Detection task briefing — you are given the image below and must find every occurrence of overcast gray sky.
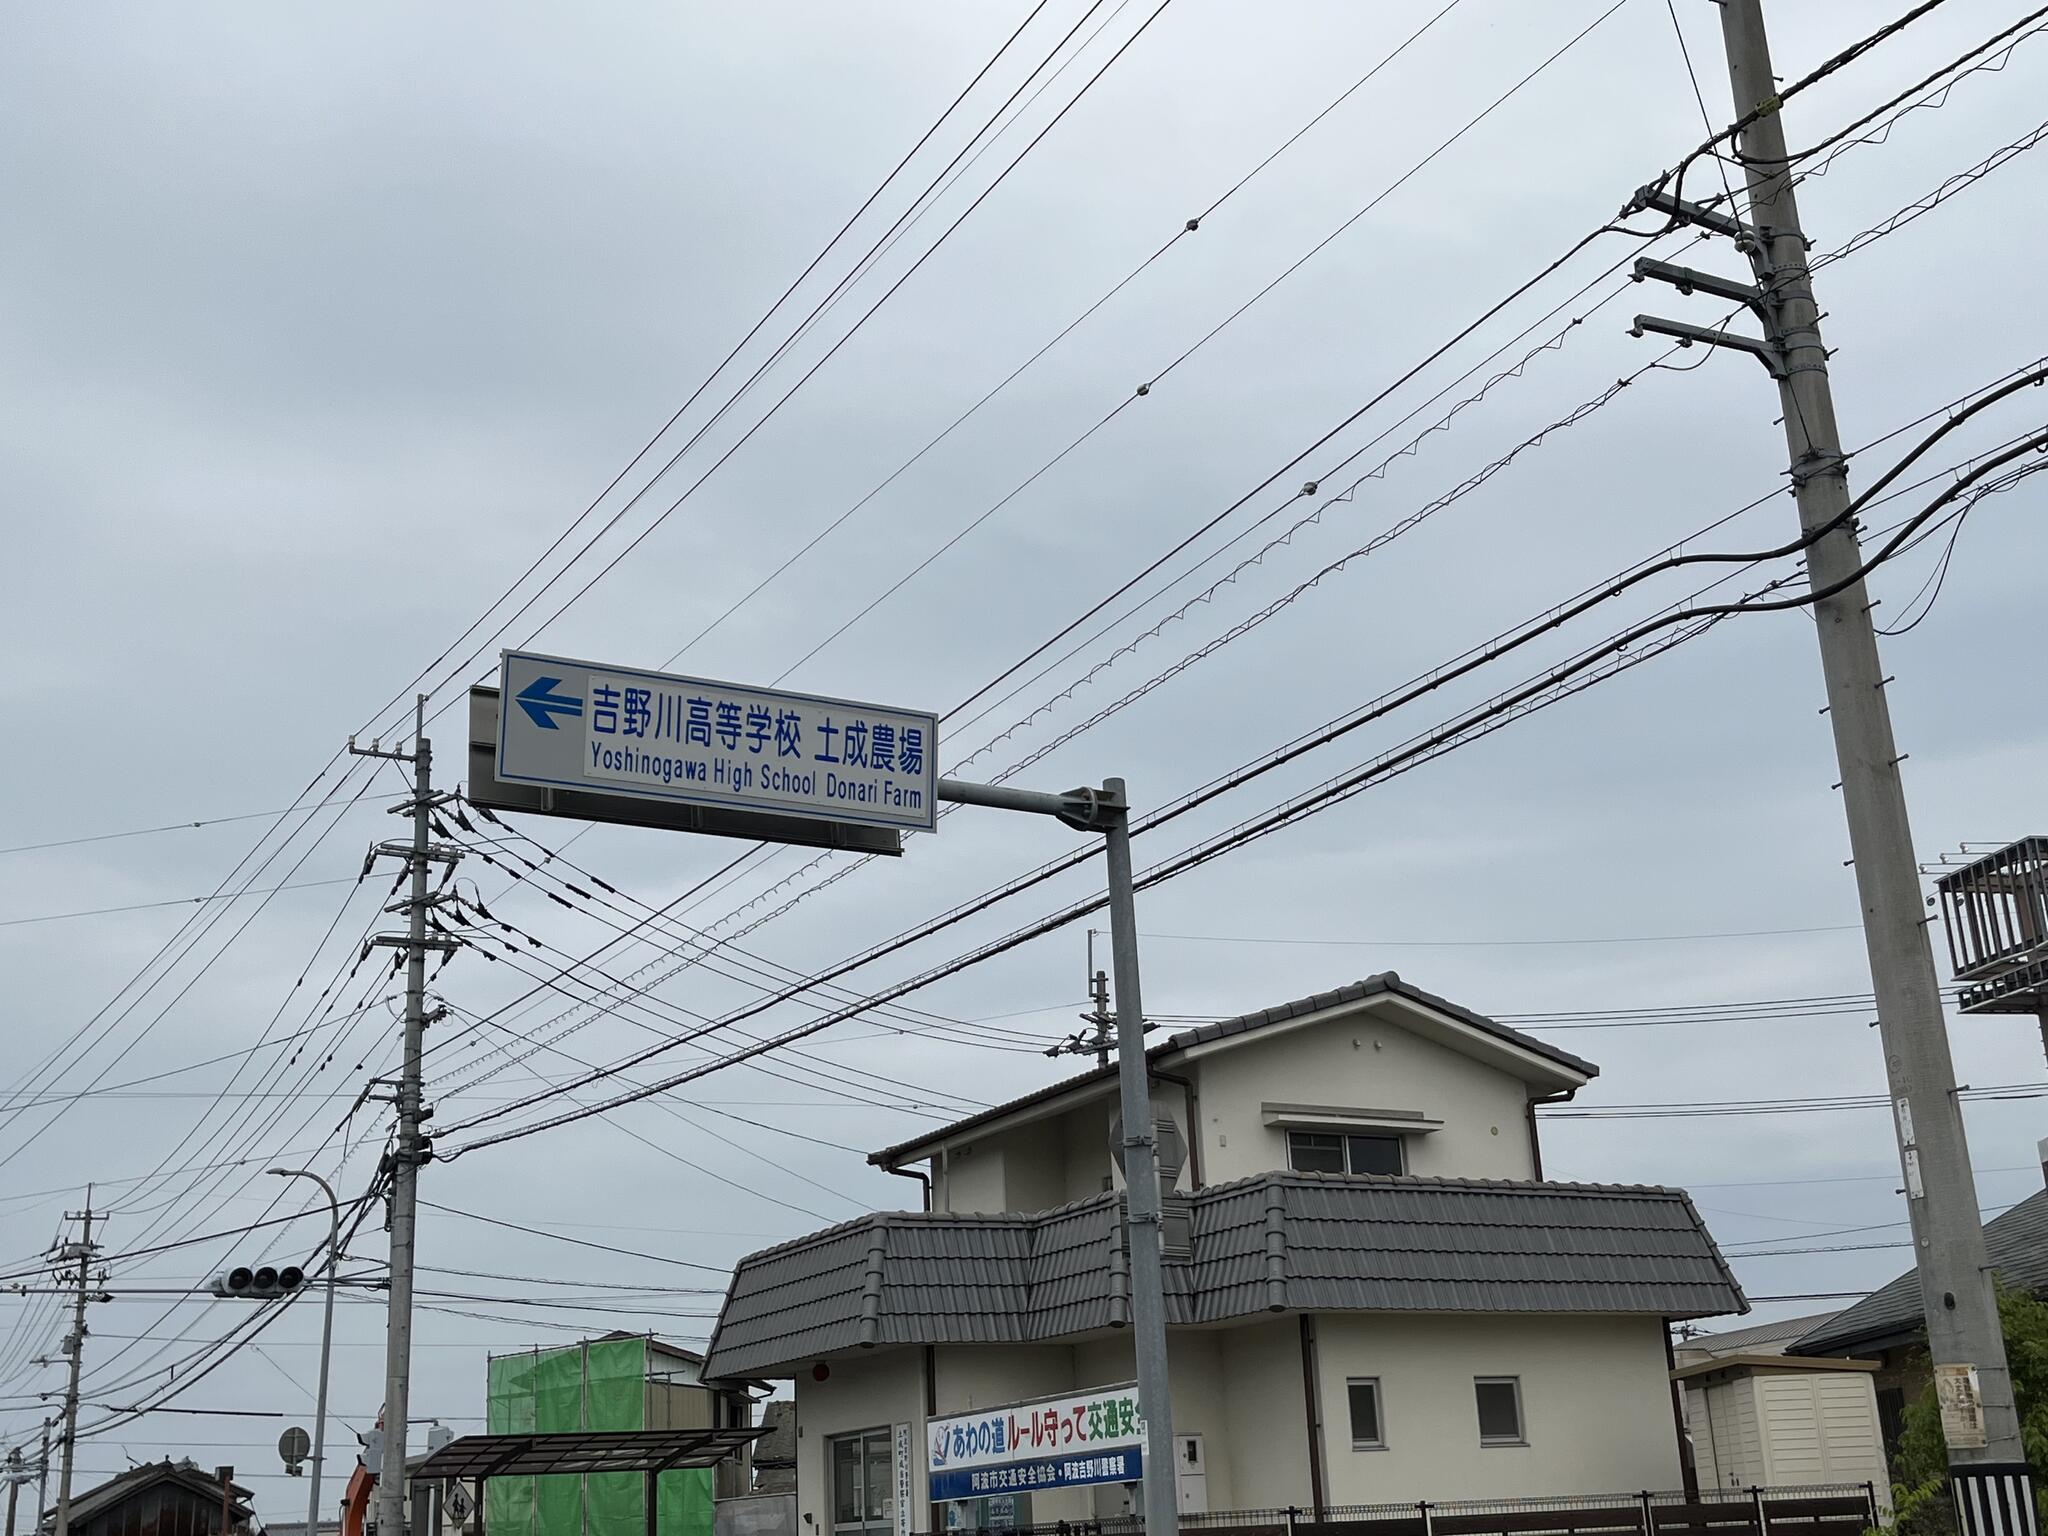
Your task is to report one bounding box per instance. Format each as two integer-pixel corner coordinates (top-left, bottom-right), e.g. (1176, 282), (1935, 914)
(5, 0), (2047, 1515)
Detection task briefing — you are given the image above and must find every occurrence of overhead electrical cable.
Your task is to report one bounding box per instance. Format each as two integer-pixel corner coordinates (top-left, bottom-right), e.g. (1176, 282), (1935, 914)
(443, 365), (2048, 1131)
(437, 408), (2048, 1153)
(378, 0), (1177, 759)
(766, 0), (1636, 682)
(332, 0), (1067, 746)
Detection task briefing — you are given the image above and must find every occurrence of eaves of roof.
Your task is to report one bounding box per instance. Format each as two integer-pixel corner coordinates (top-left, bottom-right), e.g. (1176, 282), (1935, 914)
(869, 972), (1597, 1169)
(1788, 1187), (2048, 1358)
(1669, 1353), (1879, 1381)
(703, 1170), (1742, 1380)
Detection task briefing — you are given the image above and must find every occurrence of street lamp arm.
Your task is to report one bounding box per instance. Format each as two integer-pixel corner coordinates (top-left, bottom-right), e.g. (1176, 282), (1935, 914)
(271, 1170), (340, 1536)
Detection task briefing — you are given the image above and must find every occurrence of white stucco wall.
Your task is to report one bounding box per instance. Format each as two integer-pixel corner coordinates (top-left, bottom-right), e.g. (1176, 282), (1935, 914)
(790, 1313), (1680, 1528)
(932, 1092), (1169, 1215)
(1062, 1095), (1123, 1202)
(935, 1141), (1006, 1214)
(1192, 1011), (1540, 1186)
(1314, 1313), (1681, 1502)
(1071, 1330), (1236, 1515)
(1219, 1318), (1315, 1508)
(793, 1349), (928, 1535)
(922, 996), (1568, 1215)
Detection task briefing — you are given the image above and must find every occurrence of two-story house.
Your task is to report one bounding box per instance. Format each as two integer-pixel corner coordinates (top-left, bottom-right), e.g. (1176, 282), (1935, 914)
(702, 973), (1744, 1533)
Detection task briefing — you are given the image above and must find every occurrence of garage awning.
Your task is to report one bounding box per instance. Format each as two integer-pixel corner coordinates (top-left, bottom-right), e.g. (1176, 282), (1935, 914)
(414, 1428), (766, 1482)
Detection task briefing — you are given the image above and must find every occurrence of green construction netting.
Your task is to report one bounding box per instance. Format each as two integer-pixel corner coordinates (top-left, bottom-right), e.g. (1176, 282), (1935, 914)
(534, 1346), (587, 1536)
(657, 1468), (715, 1536)
(485, 1348), (538, 1536)
(583, 1338), (645, 1536)
(479, 1340), (716, 1536)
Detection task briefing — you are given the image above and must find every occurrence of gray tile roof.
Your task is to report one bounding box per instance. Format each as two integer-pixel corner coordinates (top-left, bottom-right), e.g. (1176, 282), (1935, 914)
(1789, 1187), (2048, 1357)
(869, 973), (1598, 1169)
(703, 1172), (1743, 1379)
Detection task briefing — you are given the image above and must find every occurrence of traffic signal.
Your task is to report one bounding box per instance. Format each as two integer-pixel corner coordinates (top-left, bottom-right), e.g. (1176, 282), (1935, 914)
(208, 1263), (306, 1299)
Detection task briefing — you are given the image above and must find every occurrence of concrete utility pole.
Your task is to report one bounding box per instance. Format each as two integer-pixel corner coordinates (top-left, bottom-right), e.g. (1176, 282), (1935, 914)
(1632, 3), (2027, 1525)
(52, 1195), (99, 1536)
(6, 1446), (25, 1536)
(352, 698), (459, 1536)
(34, 1423), (49, 1531)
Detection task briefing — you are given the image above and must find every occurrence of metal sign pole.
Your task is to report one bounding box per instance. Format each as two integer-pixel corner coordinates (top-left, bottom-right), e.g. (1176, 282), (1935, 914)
(934, 776), (1177, 1535)
(1099, 781), (1176, 1536)
(472, 653), (1175, 1529)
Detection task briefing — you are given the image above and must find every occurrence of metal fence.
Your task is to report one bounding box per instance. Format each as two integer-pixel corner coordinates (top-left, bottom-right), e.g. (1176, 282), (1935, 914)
(917, 1482), (1883, 1536)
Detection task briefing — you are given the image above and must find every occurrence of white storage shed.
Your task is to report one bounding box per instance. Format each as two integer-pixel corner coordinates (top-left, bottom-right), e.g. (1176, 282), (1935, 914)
(1675, 1354), (1890, 1512)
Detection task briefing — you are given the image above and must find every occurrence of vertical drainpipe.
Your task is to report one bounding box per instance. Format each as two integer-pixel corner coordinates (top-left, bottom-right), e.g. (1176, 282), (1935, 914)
(1664, 1325), (1700, 1500)
(1526, 1089), (1578, 1179)
(1298, 1317), (1327, 1521)
(886, 1164), (932, 1212)
(924, 1346), (939, 1535)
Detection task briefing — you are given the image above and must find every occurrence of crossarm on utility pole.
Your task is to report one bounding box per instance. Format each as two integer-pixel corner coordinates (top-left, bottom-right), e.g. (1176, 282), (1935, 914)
(1627, 315), (1786, 376)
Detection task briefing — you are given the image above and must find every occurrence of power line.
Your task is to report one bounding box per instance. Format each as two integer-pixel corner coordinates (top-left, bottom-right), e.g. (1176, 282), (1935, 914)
(1131, 922), (1863, 948)
(586, 62), (2042, 1001)
(387, 0), (1177, 756)
(1634, 0), (1960, 221)
(466, 387), (2048, 1136)
(1543, 1083), (2048, 1120)
(440, 408), (2048, 1155)
(32, 3), (1982, 1163)
(0, 766), (388, 1169)
(0, 878), (360, 929)
(441, 581), (1779, 1151)
(766, 0), (1636, 683)
(414, 1201), (730, 1274)
(1771, 5), (2048, 171)
(0, 798), (378, 859)
(333, 0), (1072, 749)
(659, 0), (1474, 670)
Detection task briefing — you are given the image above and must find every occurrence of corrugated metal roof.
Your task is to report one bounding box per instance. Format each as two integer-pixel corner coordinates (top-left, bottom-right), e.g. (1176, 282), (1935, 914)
(1788, 1187), (2048, 1357)
(869, 973), (1599, 1169)
(702, 1172), (1743, 1378)
(1675, 1311), (1840, 1360)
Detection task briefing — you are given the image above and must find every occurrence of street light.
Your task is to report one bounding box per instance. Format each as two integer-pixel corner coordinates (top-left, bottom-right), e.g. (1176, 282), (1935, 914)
(270, 1169), (340, 1536)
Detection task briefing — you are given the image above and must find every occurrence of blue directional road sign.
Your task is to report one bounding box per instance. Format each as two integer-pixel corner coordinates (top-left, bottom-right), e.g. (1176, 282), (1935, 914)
(493, 651), (939, 835)
(512, 675), (583, 730)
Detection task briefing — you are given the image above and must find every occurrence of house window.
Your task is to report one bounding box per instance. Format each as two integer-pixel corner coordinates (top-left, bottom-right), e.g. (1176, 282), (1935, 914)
(1287, 1131), (1404, 1176)
(1474, 1377), (1525, 1446)
(1346, 1378), (1385, 1449)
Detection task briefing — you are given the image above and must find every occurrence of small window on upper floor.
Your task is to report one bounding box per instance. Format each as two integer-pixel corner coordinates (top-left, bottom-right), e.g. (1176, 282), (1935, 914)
(1287, 1130), (1404, 1176)
(1474, 1377), (1525, 1446)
